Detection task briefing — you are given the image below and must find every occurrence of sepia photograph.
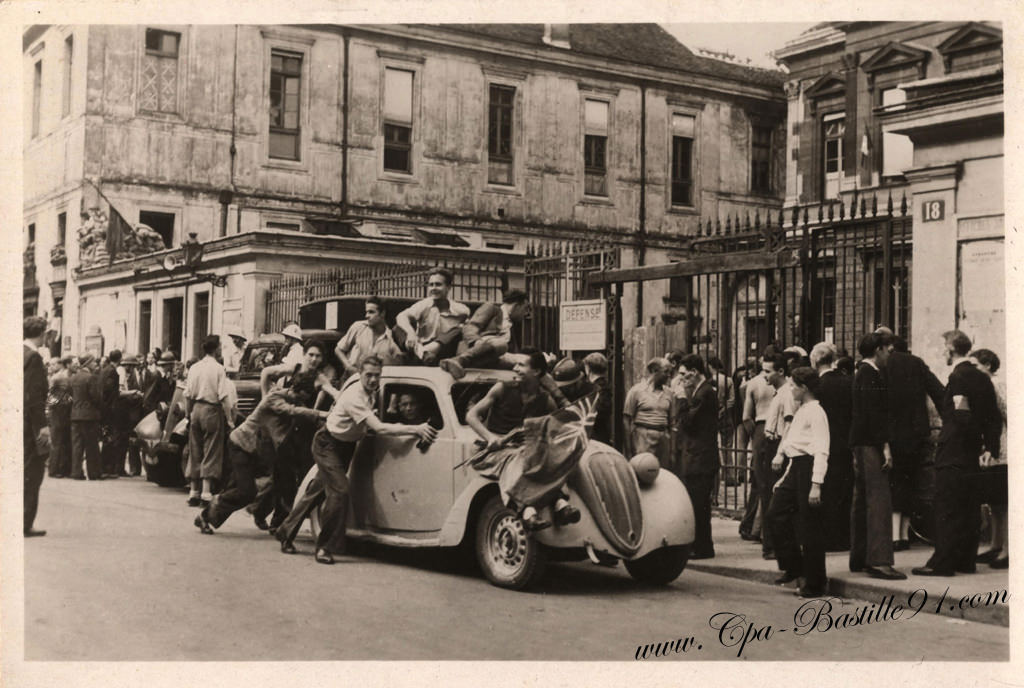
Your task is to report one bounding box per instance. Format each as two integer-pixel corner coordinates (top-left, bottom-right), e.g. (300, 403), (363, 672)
(5, 1), (1018, 682)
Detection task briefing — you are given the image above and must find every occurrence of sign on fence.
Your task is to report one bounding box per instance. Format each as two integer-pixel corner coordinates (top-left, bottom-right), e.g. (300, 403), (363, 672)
(559, 299), (606, 351)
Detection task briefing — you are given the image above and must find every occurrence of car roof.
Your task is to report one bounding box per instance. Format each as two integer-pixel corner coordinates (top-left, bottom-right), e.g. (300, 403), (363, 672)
(248, 329), (341, 346)
(380, 366), (517, 388)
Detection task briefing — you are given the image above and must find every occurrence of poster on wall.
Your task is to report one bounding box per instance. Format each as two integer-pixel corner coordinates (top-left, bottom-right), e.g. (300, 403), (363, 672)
(958, 238), (1005, 357)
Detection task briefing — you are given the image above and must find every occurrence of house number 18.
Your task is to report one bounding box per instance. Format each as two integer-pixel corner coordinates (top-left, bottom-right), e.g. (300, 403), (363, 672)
(922, 200), (945, 222)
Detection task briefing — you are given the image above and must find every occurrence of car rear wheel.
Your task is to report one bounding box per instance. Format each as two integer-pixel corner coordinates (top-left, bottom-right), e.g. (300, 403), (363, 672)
(475, 495), (546, 590)
(624, 545), (690, 585)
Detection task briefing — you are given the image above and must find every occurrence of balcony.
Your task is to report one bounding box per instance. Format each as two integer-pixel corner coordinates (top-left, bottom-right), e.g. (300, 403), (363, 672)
(50, 243), (67, 265)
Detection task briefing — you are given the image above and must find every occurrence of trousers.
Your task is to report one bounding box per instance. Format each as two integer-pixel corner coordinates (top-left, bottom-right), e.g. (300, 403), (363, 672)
(24, 434), (47, 532)
(682, 470), (717, 557)
(632, 426), (671, 471)
(101, 424), (130, 475)
(187, 402), (225, 480)
(754, 435), (781, 554)
(925, 466), (981, 574)
(850, 445), (894, 569)
(71, 420), (101, 479)
(204, 442), (259, 528)
(48, 405), (72, 477)
(311, 428), (358, 555)
(739, 421), (764, 537)
(768, 455), (826, 592)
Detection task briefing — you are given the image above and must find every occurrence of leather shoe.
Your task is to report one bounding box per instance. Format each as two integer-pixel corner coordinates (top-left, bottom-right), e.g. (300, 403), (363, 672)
(955, 566), (976, 574)
(739, 532), (761, 542)
(976, 549), (1003, 564)
(24, 528), (47, 537)
(280, 540), (297, 555)
(315, 548), (334, 565)
(194, 513), (214, 535)
(990, 557), (1009, 570)
(775, 572), (800, 585)
(187, 496), (201, 507)
(521, 512), (551, 531)
(553, 504), (581, 527)
(795, 587), (827, 599)
(72, 475), (86, 481)
(911, 566), (953, 577)
(762, 551), (776, 560)
(253, 516), (270, 531)
(892, 539), (910, 552)
(864, 565), (907, 580)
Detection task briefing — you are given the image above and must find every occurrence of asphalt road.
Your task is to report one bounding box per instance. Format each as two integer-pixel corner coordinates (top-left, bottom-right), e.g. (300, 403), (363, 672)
(24, 477), (1008, 661)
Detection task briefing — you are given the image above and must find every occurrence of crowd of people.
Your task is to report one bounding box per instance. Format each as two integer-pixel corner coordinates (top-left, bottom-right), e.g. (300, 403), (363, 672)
(22, 269), (1007, 597)
(621, 327), (1006, 597)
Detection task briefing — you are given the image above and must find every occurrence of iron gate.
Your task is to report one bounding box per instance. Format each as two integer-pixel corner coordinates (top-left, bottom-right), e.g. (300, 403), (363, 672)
(522, 240), (620, 354)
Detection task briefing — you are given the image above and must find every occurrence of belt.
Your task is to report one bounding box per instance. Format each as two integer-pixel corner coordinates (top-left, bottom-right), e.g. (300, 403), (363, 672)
(194, 399), (220, 406)
(635, 422), (667, 431)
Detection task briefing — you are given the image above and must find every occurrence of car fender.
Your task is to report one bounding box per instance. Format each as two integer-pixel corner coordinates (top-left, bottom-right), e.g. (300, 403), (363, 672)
(438, 474), (496, 547)
(628, 468), (695, 559)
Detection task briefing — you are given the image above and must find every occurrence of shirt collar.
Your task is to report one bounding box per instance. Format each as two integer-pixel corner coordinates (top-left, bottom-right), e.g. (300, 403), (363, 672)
(24, 339), (38, 352)
(864, 358), (879, 371)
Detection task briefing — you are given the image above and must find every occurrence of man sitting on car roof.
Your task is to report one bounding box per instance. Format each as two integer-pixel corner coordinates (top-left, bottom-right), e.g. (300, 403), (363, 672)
(335, 296), (404, 378)
(394, 267), (470, 365)
(438, 289), (528, 380)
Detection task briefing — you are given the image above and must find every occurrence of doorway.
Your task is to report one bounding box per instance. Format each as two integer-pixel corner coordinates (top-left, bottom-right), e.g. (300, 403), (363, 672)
(163, 296), (184, 358)
(192, 291), (210, 360)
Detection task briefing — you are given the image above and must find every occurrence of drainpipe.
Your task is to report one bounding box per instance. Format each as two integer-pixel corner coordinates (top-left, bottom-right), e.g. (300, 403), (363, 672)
(636, 82), (647, 328)
(223, 24), (239, 237)
(341, 29), (350, 218)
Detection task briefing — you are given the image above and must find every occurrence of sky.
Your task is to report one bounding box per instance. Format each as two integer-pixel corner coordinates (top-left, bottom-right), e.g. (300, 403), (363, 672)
(663, 23), (818, 69)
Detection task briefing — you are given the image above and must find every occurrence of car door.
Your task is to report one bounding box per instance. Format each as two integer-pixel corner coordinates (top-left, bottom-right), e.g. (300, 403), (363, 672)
(366, 382), (454, 532)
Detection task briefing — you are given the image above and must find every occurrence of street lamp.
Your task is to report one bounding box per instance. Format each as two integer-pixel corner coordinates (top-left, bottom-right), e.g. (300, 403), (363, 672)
(157, 232), (228, 287)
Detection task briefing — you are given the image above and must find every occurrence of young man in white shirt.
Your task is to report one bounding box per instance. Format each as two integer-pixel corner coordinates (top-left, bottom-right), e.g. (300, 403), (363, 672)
(395, 268), (471, 364)
(768, 366), (830, 598)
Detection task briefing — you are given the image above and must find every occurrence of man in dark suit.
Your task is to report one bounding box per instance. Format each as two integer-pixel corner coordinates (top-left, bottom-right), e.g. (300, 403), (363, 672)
(675, 354), (720, 560)
(913, 330), (1002, 577)
(99, 350), (128, 477)
(875, 328), (945, 550)
(849, 331), (905, 580)
(24, 316), (50, 537)
(70, 353), (103, 480)
(811, 342), (853, 551)
(583, 352), (613, 446)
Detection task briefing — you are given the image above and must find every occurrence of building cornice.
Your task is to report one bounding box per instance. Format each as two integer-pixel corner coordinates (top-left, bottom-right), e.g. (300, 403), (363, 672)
(334, 24), (785, 103)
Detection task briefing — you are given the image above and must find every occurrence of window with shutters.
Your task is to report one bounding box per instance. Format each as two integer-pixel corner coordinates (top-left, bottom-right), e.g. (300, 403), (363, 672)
(269, 51), (302, 161)
(383, 68), (414, 174)
(488, 84), (515, 185)
(140, 29), (180, 114)
(62, 35), (73, 118)
(583, 99), (609, 197)
(32, 60), (42, 138)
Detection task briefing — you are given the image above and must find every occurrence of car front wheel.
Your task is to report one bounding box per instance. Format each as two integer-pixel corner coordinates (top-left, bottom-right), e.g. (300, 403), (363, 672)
(475, 495), (546, 590)
(624, 545), (690, 585)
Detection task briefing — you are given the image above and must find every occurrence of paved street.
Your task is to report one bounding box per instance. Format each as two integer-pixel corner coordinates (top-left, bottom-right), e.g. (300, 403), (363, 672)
(25, 477), (1008, 661)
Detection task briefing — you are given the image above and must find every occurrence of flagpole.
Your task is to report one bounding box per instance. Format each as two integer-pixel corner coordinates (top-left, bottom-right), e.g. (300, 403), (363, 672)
(84, 177), (132, 222)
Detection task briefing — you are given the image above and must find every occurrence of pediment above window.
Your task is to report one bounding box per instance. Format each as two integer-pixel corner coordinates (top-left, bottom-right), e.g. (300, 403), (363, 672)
(861, 41), (929, 88)
(937, 22), (1002, 72)
(804, 73), (845, 113)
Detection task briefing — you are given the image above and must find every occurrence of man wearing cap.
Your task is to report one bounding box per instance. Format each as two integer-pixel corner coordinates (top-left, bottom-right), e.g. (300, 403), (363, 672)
(184, 335), (235, 505)
(280, 322), (304, 369)
(225, 332), (247, 373)
(439, 289), (529, 379)
(70, 352), (103, 480)
(623, 358), (674, 470)
(395, 268), (470, 364)
(142, 351), (178, 418)
(335, 296), (403, 378)
(24, 316), (50, 536)
(551, 358), (594, 403)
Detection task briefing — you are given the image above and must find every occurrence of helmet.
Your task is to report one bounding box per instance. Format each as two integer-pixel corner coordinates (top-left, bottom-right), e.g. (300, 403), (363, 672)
(281, 323), (302, 341)
(552, 358), (583, 386)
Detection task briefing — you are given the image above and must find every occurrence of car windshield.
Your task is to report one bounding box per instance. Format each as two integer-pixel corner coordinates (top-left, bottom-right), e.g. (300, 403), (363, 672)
(451, 382), (496, 425)
(239, 343), (283, 375)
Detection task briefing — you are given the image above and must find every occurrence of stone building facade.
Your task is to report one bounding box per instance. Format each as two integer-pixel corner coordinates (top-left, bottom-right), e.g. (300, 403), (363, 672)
(23, 23), (785, 358)
(774, 21), (1004, 373)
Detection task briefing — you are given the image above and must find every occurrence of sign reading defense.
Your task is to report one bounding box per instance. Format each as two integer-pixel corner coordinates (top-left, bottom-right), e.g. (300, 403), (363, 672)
(560, 299), (607, 351)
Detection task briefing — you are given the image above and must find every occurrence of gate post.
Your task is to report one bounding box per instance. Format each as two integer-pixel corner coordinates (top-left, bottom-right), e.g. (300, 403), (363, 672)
(610, 281), (625, 452)
(881, 213), (893, 328)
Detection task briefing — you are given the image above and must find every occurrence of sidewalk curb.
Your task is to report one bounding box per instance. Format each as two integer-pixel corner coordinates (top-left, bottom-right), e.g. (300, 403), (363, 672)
(689, 562), (1009, 628)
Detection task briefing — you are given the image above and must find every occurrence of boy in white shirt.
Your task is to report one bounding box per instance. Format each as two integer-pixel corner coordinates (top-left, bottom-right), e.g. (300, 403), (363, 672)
(768, 366), (830, 598)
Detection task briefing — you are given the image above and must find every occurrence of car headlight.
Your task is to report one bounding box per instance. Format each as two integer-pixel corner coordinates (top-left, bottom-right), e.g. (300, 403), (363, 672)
(629, 452), (660, 486)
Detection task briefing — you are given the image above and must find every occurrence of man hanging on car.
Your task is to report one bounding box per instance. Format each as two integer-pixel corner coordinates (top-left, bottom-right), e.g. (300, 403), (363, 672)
(394, 268), (470, 365)
(274, 356), (438, 564)
(466, 350), (584, 531)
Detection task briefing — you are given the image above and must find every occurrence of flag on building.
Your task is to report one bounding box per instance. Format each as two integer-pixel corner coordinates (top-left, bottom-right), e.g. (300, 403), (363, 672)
(861, 132), (871, 159)
(106, 201), (132, 264)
